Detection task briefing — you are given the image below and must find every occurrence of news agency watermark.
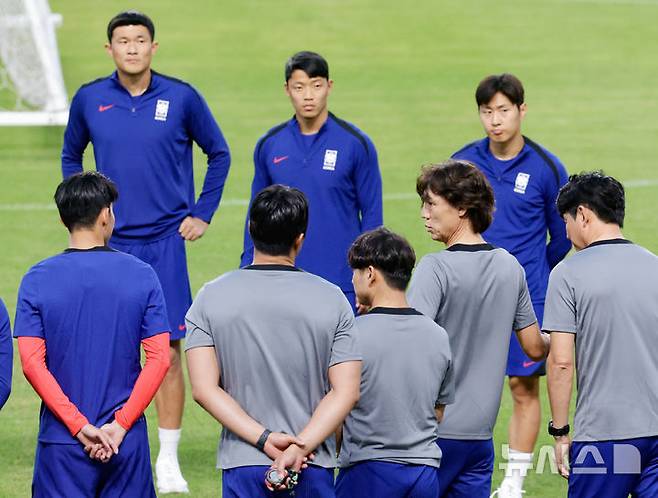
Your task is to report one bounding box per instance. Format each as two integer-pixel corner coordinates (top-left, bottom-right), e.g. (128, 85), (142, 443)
(498, 444), (642, 475)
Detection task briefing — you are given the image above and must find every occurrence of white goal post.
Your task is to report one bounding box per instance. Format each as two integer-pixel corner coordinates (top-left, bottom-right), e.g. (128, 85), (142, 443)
(0, 0), (68, 126)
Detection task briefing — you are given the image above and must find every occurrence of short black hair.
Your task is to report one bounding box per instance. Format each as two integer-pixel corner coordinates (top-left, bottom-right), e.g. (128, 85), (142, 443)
(285, 51), (329, 82)
(348, 227), (416, 291)
(416, 159), (495, 234)
(107, 10), (155, 42)
(55, 172), (118, 232)
(557, 171), (625, 227)
(476, 73), (525, 108)
(249, 185), (308, 256)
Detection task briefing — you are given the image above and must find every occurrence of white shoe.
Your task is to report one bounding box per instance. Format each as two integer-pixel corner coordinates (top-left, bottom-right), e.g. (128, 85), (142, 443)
(156, 456), (189, 494)
(490, 480), (525, 498)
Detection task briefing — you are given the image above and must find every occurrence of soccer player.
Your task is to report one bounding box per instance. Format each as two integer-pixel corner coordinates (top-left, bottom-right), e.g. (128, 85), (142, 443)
(186, 185), (361, 497)
(452, 74), (570, 497)
(544, 172), (658, 498)
(336, 227), (455, 498)
(0, 298), (11, 410)
(240, 51), (383, 309)
(61, 11), (231, 492)
(407, 160), (549, 498)
(14, 172), (171, 497)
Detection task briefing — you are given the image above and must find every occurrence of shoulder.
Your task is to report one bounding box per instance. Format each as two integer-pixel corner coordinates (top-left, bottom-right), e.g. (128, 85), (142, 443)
(522, 137), (567, 182)
(452, 138), (486, 160)
(255, 119), (291, 155)
(327, 113), (374, 155)
(71, 75), (113, 102)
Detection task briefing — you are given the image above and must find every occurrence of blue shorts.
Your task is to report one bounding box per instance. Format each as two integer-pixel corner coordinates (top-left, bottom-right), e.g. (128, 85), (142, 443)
(336, 461), (439, 498)
(569, 437), (658, 498)
(222, 465), (335, 498)
(437, 438), (494, 498)
(506, 303), (545, 377)
(112, 232), (192, 340)
(32, 422), (155, 498)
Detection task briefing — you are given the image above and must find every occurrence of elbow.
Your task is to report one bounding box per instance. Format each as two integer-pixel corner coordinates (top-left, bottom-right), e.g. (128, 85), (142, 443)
(190, 384), (207, 406)
(526, 345), (546, 362)
(547, 353), (574, 373)
(347, 385), (360, 409)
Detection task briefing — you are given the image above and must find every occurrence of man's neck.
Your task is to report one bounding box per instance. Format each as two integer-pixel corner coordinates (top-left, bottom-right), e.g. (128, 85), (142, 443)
(585, 225), (624, 247)
(489, 133), (524, 160)
(68, 230), (106, 250)
(369, 288), (409, 310)
(252, 250), (296, 267)
(296, 109), (329, 135)
(444, 223), (486, 248)
(117, 68), (152, 97)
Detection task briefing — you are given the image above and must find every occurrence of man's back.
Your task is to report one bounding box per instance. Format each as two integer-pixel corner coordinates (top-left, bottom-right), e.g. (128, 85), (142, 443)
(14, 247), (169, 443)
(339, 309), (453, 468)
(544, 240), (658, 441)
(185, 265), (359, 468)
(408, 244), (536, 439)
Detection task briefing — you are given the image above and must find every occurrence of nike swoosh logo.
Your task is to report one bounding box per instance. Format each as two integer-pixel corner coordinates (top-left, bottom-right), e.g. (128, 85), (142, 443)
(98, 104), (114, 112)
(273, 155), (289, 164)
(523, 361), (537, 368)
(178, 324), (186, 331)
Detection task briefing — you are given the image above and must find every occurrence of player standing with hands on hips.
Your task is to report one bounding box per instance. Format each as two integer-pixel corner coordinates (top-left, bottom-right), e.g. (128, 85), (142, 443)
(61, 11), (231, 493)
(452, 74), (570, 498)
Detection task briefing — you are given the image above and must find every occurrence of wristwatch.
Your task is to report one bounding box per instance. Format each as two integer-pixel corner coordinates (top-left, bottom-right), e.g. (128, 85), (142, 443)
(548, 420), (570, 437)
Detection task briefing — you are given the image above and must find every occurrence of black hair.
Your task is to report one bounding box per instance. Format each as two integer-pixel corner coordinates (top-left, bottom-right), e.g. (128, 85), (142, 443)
(55, 172), (118, 232)
(475, 73), (525, 108)
(557, 171), (625, 227)
(416, 159), (495, 233)
(285, 51), (329, 82)
(249, 185), (308, 256)
(107, 10), (155, 42)
(348, 227), (416, 291)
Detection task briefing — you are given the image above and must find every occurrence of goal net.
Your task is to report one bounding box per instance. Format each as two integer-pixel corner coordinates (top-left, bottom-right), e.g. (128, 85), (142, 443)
(0, 0), (68, 125)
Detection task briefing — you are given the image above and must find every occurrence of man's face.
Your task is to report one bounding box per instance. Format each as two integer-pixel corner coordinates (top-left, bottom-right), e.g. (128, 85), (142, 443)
(106, 24), (157, 76)
(351, 268), (372, 307)
(478, 92), (526, 145)
(285, 70), (332, 120)
(564, 211), (585, 251)
(420, 190), (462, 243)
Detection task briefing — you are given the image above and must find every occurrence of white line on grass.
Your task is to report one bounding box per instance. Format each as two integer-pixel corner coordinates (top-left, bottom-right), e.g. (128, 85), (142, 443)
(1, 179), (657, 211)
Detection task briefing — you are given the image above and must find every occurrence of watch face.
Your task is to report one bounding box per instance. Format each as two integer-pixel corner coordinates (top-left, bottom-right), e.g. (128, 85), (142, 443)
(265, 468), (285, 486)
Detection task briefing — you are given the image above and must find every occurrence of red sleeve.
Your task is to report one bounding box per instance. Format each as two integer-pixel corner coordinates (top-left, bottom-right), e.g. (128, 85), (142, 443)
(18, 337), (88, 437)
(114, 332), (171, 430)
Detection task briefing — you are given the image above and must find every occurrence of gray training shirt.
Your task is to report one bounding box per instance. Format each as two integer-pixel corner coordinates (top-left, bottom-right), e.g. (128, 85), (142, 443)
(407, 244), (537, 440)
(338, 307), (455, 469)
(185, 264), (362, 469)
(543, 239), (658, 442)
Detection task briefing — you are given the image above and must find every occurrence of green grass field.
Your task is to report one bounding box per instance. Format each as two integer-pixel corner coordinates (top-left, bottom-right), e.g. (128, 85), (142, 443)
(1, 0), (657, 496)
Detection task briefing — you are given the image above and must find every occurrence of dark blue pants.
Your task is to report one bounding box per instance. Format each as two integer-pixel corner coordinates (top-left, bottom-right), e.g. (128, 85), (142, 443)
(32, 424), (155, 498)
(223, 465), (335, 498)
(569, 437), (658, 498)
(336, 461), (440, 498)
(437, 438), (494, 498)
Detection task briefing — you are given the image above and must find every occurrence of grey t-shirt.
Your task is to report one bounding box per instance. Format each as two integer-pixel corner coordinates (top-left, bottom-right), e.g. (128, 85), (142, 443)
(543, 239), (658, 442)
(185, 265), (362, 469)
(407, 244), (537, 439)
(338, 307), (454, 469)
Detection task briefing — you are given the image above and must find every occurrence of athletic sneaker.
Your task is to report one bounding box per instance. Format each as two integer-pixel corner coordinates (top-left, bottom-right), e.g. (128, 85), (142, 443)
(156, 455), (189, 494)
(490, 480), (525, 498)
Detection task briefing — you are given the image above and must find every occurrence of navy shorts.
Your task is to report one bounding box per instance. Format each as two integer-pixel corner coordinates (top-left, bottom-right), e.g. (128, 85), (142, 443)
(222, 465), (335, 498)
(506, 303), (545, 377)
(336, 461), (439, 498)
(112, 232), (192, 340)
(437, 438), (494, 498)
(569, 437), (658, 498)
(32, 422), (155, 498)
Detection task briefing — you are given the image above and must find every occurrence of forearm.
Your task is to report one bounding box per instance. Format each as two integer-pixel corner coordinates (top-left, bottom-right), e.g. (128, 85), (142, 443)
(547, 354), (573, 427)
(193, 383), (266, 446)
(114, 333), (170, 430)
(18, 337), (88, 436)
(193, 150), (231, 222)
(296, 388), (358, 452)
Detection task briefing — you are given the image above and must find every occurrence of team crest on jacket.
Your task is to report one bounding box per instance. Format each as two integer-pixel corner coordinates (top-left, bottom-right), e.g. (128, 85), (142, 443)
(323, 149), (337, 171)
(514, 172), (530, 194)
(154, 100), (170, 121)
